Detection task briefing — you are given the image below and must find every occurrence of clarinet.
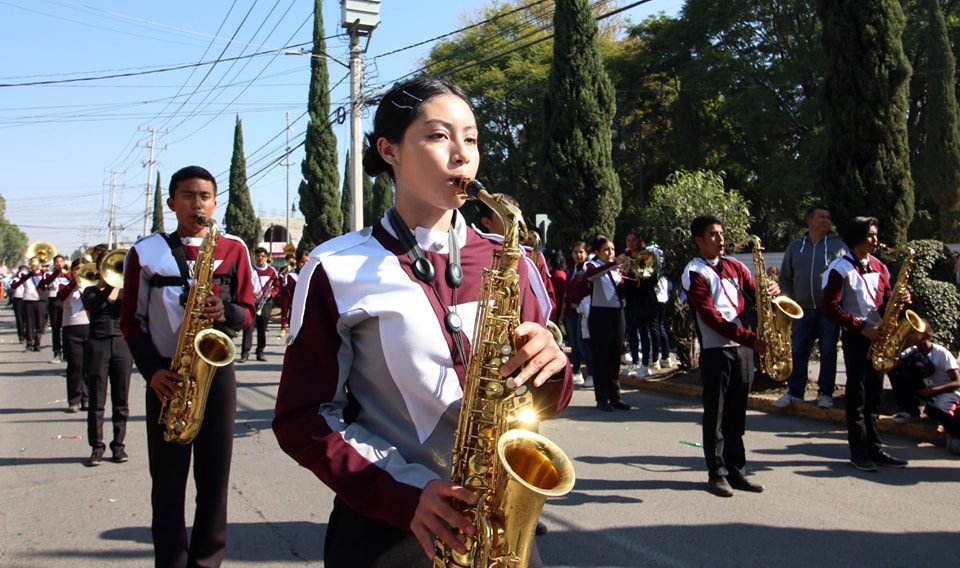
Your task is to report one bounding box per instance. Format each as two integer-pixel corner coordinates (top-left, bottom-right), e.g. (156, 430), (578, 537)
(255, 280), (275, 316)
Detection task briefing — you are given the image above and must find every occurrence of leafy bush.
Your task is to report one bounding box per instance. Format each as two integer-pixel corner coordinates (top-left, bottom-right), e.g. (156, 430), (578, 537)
(881, 239), (960, 350)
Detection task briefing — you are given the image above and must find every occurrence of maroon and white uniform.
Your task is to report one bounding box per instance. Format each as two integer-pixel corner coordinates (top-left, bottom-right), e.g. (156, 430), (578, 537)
(821, 254), (892, 332)
(119, 232), (255, 378)
(13, 269), (43, 302)
(681, 256), (758, 350)
(273, 212), (573, 530)
(252, 264), (280, 304)
(56, 274), (90, 327)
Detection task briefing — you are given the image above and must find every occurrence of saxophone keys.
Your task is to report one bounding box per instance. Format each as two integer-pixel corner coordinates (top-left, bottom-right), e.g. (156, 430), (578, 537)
(499, 344), (512, 356)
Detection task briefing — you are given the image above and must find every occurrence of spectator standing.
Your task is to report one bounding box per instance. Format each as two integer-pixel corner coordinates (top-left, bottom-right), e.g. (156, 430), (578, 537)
(564, 241), (593, 386)
(775, 205), (847, 408)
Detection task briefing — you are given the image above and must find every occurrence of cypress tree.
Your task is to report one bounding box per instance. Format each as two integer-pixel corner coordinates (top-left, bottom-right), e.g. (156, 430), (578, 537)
(369, 172), (394, 223)
(297, 0), (341, 253)
(360, 151), (374, 225)
(223, 115), (260, 250)
(923, 0), (960, 241)
(818, 0), (915, 245)
(150, 170), (164, 234)
(340, 151), (352, 234)
(540, 0), (621, 248)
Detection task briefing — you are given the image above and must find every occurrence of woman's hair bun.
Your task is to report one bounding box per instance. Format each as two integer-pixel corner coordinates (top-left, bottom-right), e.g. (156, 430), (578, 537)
(362, 134), (390, 177)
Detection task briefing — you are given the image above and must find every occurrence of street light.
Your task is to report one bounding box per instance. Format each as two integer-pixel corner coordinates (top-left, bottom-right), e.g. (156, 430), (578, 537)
(283, 48), (349, 69)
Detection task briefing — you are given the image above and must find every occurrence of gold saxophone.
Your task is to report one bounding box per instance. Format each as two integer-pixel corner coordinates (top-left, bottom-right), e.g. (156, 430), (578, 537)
(868, 246), (925, 372)
(433, 179), (575, 568)
(737, 236), (804, 382)
(159, 217), (237, 444)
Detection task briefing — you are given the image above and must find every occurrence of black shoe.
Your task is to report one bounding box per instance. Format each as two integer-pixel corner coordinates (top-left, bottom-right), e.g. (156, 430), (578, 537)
(65, 404), (79, 414)
(238, 354), (249, 363)
(256, 354), (267, 362)
(111, 448), (129, 463)
(728, 475), (764, 493)
(610, 400), (632, 411)
(80, 403), (89, 411)
(850, 455), (879, 472)
(85, 449), (104, 467)
(597, 401), (614, 412)
(706, 476), (734, 497)
(872, 450), (908, 468)
(535, 521), (548, 535)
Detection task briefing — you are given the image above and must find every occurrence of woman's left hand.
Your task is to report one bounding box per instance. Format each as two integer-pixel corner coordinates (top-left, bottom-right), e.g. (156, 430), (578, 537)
(499, 322), (567, 388)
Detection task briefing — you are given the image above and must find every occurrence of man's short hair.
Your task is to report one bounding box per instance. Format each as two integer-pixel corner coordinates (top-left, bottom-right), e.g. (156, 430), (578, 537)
(805, 203), (831, 219)
(690, 215), (723, 240)
(254, 247), (268, 256)
(169, 166), (217, 197)
(839, 216), (879, 248)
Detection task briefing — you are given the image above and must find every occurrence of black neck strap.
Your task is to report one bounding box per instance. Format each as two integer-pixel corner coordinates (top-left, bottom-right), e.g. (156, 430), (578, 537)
(387, 208), (462, 289)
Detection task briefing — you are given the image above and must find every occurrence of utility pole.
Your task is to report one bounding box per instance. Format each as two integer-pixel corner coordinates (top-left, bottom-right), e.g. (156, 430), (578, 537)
(281, 111), (294, 243)
(105, 170), (122, 248)
(342, 1), (380, 231)
(138, 127), (167, 238)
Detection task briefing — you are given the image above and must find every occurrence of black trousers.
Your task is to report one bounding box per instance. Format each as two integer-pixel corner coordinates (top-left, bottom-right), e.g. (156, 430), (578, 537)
(62, 325), (89, 407)
(23, 299), (43, 349)
(146, 362), (236, 568)
(241, 300), (272, 356)
(85, 335), (132, 451)
(588, 306), (626, 404)
(324, 498), (543, 568)
(700, 346), (753, 479)
(841, 331), (884, 459)
(48, 299), (63, 355)
(12, 297), (25, 341)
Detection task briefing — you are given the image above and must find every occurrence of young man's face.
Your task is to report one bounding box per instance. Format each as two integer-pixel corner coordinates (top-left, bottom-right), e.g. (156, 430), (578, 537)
(694, 224), (725, 259)
(854, 224), (879, 256)
(53, 257), (64, 271)
(167, 178), (217, 235)
(255, 251), (269, 267)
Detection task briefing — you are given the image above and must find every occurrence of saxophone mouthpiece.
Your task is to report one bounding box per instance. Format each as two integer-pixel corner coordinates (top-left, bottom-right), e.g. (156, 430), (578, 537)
(457, 177), (485, 199)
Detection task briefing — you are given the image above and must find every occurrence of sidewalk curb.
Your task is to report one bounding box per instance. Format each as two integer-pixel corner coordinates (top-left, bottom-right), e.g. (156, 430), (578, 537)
(620, 371), (948, 446)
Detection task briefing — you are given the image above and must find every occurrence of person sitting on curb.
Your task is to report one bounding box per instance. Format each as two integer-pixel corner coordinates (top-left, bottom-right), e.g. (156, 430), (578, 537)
(887, 322), (960, 457)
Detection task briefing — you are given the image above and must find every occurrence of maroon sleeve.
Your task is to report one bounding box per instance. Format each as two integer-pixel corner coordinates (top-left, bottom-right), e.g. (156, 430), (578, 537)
(56, 276), (77, 302)
(232, 248), (256, 330)
(878, 260), (892, 309)
(38, 271), (56, 290)
(584, 260), (618, 279)
(551, 270), (567, 320)
(272, 264), (423, 530)
(269, 267), (281, 299)
(519, 258), (573, 418)
(686, 270), (758, 349)
(821, 269), (864, 331)
(10, 274), (25, 290)
(119, 248), (144, 341)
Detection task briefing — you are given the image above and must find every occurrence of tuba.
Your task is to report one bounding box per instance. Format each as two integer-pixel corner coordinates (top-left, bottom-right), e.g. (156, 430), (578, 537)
(433, 179), (575, 568)
(75, 263), (99, 289)
(26, 241), (57, 265)
(99, 248), (128, 289)
(159, 217), (237, 444)
(868, 246), (925, 372)
(737, 236), (804, 382)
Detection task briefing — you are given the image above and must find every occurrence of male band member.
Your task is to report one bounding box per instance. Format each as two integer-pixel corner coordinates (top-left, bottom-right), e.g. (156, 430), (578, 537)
(775, 205), (847, 409)
(12, 257), (45, 352)
(10, 264), (27, 343)
(822, 216), (909, 472)
(120, 165), (255, 567)
(682, 215), (774, 497)
(277, 253), (296, 338)
(40, 254), (71, 363)
(240, 247), (279, 362)
(81, 264), (132, 466)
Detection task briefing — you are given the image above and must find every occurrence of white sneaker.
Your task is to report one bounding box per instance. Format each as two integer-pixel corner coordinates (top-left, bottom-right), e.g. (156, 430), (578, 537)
(634, 364), (650, 378)
(621, 353), (632, 364)
(892, 411), (914, 424)
(773, 393), (802, 408)
(817, 394), (834, 409)
(582, 376), (594, 388)
(572, 372), (585, 386)
(625, 367), (638, 377)
(651, 359), (662, 370)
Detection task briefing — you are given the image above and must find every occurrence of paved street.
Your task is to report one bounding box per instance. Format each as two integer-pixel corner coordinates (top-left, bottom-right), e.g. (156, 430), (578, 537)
(1, 307), (958, 567)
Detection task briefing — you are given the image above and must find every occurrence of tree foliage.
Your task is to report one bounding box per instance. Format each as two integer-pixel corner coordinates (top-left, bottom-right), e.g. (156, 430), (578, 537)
(818, 0), (915, 245)
(223, 116), (260, 251)
(0, 194), (28, 267)
(298, 0), (341, 254)
(151, 170), (164, 234)
(540, 0), (621, 248)
(369, 173), (394, 223)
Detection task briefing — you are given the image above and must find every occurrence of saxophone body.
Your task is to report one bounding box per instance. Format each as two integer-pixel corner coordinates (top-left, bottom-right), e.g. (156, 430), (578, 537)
(739, 236), (804, 382)
(868, 247), (925, 372)
(432, 180), (575, 568)
(160, 218), (237, 444)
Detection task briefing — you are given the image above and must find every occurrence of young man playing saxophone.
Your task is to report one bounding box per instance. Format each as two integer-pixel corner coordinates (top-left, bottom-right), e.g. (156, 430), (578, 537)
(120, 165), (255, 568)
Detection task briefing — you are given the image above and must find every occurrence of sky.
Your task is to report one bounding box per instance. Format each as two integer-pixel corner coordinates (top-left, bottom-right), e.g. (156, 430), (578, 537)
(0, 0), (681, 260)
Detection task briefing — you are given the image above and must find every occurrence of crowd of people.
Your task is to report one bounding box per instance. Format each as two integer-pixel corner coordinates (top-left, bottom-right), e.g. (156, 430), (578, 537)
(2, 76), (959, 567)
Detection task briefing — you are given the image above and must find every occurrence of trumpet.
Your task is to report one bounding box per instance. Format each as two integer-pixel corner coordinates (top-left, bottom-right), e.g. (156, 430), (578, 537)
(99, 248), (128, 289)
(620, 250), (658, 280)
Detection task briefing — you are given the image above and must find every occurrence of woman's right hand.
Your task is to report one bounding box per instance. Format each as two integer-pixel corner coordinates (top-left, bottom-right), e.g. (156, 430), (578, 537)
(150, 369), (182, 401)
(410, 479), (478, 561)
